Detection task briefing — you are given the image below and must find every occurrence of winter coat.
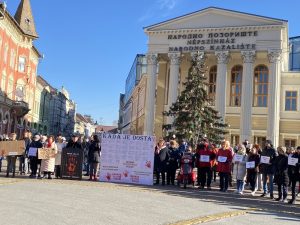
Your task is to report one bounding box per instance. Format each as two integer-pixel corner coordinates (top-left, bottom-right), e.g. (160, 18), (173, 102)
(155, 146), (169, 172)
(28, 141), (43, 158)
(233, 154), (248, 181)
(167, 147), (180, 170)
(55, 142), (66, 166)
(41, 142), (58, 173)
(66, 140), (82, 149)
(216, 148), (233, 173)
(247, 153), (260, 173)
(196, 148), (216, 168)
(288, 153), (300, 177)
(259, 147), (278, 174)
(274, 154), (289, 185)
(88, 141), (101, 163)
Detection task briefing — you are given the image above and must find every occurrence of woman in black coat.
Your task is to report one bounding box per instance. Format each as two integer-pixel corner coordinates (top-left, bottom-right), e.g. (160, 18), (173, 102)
(154, 139), (169, 185)
(274, 146), (289, 202)
(288, 146), (300, 204)
(88, 135), (101, 181)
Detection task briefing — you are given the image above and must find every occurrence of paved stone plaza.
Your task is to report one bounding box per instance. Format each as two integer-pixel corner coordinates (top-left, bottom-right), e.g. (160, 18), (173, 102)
(0, 175), (299, 225)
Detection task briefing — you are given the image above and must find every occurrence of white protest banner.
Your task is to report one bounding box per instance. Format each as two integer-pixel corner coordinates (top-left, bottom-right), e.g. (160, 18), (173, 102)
(218, 156), (227, 163)
(99, 134), (156, 186)
(28, 147), (38, 157)
(260, 156), (270, 164)
(234, 154), (244, 162)
(246, 161), (255, 169)
(288, 157), (298, 166)
(200, 155), (210, 162)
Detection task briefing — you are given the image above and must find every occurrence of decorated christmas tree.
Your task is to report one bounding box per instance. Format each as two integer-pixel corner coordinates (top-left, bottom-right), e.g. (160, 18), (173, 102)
(164, 52), (228, 146)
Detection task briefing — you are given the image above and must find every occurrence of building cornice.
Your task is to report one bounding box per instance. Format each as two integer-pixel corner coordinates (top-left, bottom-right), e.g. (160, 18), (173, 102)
(146, 25), (284, 35)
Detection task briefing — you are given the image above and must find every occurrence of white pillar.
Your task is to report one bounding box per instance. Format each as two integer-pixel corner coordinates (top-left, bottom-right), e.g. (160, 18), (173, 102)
(267, 50), (282, 147)
(240, 51), (256, 142)
(215, 51), (230, 121)
(144, 53), (158, 136)
(166, 53), (181, 126)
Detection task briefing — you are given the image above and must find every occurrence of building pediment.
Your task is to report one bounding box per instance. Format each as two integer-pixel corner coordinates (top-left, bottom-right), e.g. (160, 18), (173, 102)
(144, 7), (287, 32)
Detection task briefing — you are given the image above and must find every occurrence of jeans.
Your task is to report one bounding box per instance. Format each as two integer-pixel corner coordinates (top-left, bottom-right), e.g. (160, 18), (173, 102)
(262, 173), (274, 195)
(19, 156), (28, 174)
(219, 172), (229, 191)
(248, 171), (257, 192)
(236, 180), (245, 193)
(199, 167), (212, 187)
(6, 156), (17, 177)
(89, 163), (99, 177)
(167, 167), (177, 185)
(278, 183), (288, 200)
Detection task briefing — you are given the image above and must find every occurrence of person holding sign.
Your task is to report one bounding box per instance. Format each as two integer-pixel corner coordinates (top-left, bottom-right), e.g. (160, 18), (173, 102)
(195, 141), (216, 190)
(233, 145), (248, 195)
(5, 133), (18, 178)
(247, 145), (261, 196)
(260, 140), (278, 199)
(216, 140), (233, 192)
(287, 146), (300, 204)
(273, 147), (289, 203)
(41, 136), (58, 179)
(28, 135), (43, 178)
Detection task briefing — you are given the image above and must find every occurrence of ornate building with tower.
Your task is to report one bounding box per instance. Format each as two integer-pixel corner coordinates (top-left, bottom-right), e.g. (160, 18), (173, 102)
(0, 0), (41, 137)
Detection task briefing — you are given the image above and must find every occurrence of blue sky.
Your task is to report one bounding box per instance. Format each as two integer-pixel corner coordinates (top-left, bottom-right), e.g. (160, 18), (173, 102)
(6, 0), (300, 125)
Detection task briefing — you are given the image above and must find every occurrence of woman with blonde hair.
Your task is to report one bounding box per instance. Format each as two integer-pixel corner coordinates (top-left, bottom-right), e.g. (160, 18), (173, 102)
(216, 140), (233, 192)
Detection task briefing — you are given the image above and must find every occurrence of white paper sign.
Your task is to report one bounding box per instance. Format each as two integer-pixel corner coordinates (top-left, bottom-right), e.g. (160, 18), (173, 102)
(99, 134), (156, 186)
(234, 154), (244, 162)
(288, 157), (299, 166)
(246, 161), (255, 169)
(200, 155), (210, 162)
(260, 156), (270, 164)
(8, 152), (18, 156)
(218, 156), (227, 163)
(28, 147), (38, 157)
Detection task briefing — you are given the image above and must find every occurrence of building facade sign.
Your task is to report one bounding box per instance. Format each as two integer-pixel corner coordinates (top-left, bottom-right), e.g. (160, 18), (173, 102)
(168, 31), (258, 52)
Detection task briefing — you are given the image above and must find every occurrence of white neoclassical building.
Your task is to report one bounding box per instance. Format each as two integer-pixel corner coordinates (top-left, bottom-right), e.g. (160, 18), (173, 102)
(141, 7), (300, 147)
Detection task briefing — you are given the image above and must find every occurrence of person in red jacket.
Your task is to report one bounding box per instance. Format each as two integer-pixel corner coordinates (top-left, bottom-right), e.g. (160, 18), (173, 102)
(196, 142), (216, 190)
(217, 140), (233, 192)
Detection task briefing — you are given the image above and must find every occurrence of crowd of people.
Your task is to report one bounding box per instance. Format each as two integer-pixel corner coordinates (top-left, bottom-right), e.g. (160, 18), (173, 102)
(1, 131), (299, 205)
(154, 138), (300, 205)
(0, 131), (101, 181)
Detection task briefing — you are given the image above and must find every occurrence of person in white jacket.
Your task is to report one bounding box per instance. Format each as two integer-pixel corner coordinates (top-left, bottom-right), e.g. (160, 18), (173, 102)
(55, 135), (66, 178)
(233, 144), (248, 195)
(41, 135), (57, 179)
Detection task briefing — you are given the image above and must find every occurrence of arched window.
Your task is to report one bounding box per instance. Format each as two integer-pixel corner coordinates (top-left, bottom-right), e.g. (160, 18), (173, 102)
(208, 65), (217, 105)
(253, 65), (268, 107)
(230, 65), (243, 106)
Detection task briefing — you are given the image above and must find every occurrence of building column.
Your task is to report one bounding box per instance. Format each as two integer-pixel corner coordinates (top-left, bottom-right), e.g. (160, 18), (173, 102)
(240, 50), (256, 142)
(166, 53), (181, 126)
(144, 53), (158, 136)
(215, 51), (230, 121)
(267, 50), (282, 147)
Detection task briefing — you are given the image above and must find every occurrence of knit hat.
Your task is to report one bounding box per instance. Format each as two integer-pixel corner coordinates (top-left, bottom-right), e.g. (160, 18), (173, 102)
(277, 146), (286, 154)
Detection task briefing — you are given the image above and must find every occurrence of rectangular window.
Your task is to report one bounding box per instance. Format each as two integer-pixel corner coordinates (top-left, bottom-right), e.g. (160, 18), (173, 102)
(231, 135), (240, 147)
(284, 139), (296, 147)
(285, 91), (297, 111)
(18, 56), (26, 72)
(254, 136), (266, 148)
